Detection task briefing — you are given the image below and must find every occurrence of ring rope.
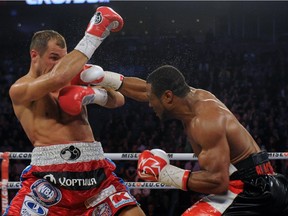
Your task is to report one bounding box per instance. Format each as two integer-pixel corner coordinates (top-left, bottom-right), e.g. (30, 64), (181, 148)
(0, 151), (288, 190)
(0, 181), (175, 190)
(1, 151), (288, 213)
(1, 152), (288, 160)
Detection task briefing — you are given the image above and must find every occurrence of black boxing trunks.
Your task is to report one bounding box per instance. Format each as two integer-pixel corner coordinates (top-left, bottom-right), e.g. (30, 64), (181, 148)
(4, 142), (138, 216)
(182, 151), (288, 216)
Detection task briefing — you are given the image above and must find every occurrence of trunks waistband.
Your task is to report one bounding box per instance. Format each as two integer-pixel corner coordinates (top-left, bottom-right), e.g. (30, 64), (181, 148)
(230, 151), (274, 180)
(31, 142), (105, 166)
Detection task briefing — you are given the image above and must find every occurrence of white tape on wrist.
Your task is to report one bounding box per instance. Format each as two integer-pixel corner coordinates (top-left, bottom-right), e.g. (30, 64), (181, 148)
(102, 71), (124, 90)
(159, 164), (190, 190)
(82, 88), (108, 106)
(74, 33), (102, 59)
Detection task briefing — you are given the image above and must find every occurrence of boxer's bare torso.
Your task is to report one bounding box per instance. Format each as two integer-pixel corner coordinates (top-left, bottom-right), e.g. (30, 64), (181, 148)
(121, 78), (260, 165)
(10, 75), (95, 147)
(9, 39), (94, 147)
(146, 84), (261, 194)
(184, 88), (260, 164)
(13, 76), (94, 147)
(178, 88), (261, 194)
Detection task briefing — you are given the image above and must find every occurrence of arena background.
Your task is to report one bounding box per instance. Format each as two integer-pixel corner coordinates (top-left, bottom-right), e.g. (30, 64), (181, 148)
(1, 1), (288, 215)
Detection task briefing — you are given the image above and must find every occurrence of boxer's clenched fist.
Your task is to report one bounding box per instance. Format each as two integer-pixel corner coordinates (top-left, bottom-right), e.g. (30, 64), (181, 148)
(58, 85), (108, 115)
(137, 149), (190, 190)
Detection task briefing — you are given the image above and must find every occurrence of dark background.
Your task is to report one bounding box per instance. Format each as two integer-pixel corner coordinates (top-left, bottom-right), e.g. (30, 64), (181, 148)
(1, 1), (288, 215)
(2, 1), (288, 54)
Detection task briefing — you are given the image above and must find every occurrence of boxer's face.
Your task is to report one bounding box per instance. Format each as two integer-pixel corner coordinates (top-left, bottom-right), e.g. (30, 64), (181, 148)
(147, 84), (161, 118)
(146, 83), (169, 120)
(33, 39), (67, 76)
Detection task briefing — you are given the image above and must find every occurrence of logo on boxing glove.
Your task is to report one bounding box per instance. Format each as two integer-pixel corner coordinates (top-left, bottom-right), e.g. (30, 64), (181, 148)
(137, 149), (169, 182)
(94, 11), (103, 24)
(139, 158), (160, 175)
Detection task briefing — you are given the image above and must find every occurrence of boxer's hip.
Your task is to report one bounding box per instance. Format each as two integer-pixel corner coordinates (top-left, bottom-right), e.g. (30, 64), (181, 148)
(23, 142), (116, 190)
(230, 151), (274, 180)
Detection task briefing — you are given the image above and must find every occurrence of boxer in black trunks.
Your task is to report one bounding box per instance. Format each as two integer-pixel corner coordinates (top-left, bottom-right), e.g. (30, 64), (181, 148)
(83, 64), (288, 215)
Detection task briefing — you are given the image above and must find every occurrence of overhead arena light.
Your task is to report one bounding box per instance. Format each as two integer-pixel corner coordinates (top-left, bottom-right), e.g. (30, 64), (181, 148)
(25, 0), (109, 5)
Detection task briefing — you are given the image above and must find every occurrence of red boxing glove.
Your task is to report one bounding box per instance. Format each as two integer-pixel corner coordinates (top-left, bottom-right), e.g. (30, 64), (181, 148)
(86, 6), (124, 39)
(58, 85), (108, 116)
(74, 6), (124, 59)
(137, 149), (190, 190)
(137, 149), (168, 182)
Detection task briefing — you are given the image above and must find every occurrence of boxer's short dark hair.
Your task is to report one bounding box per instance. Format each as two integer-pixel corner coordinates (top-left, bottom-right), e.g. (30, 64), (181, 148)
(147, 65), (190, 98)
(30, 30), (66, 56)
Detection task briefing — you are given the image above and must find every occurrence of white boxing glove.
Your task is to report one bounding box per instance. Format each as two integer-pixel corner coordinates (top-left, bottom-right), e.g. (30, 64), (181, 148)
(83, 70), (124, 90)
(80, 64), (105, 83)
(71, 64), (124, 90)
(71, 64), (104, 86)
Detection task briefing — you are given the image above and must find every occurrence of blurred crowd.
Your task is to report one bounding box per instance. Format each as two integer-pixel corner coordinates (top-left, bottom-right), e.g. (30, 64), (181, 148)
(1, 30), (288, 215)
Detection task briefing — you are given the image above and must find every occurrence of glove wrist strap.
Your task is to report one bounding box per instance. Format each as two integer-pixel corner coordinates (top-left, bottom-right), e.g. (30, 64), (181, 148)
(74, 33), (102, 59)
(159, 164), (190, 191)
(101, 71), (124, 90)
(82, 87), (108, 106)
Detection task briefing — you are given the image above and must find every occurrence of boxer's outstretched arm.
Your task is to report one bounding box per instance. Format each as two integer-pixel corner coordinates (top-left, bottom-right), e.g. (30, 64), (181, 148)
(72, 67), (148, 102)
(119, 77), (148, 102)
(70, 65), (148, 102)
